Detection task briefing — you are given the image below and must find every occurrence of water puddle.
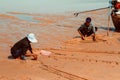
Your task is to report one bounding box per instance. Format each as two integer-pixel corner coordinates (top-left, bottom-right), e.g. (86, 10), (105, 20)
(8, 13), (39, 23)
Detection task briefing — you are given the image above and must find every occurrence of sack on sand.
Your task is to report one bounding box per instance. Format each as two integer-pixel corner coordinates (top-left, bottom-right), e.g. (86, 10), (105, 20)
(40, 50), (51, 56)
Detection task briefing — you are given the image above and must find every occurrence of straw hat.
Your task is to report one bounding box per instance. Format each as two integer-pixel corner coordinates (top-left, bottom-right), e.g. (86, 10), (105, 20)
(27, 33), (38, 43)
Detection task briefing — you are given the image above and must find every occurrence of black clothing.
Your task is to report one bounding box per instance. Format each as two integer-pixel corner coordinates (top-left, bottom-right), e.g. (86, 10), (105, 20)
(11, 37), (33, 58)
(80, 29), (94, 37)
(78, 23), (95, 37)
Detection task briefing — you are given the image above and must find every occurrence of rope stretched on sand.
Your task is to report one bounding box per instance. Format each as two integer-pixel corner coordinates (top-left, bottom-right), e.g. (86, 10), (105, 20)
(40, 62), (88, 80)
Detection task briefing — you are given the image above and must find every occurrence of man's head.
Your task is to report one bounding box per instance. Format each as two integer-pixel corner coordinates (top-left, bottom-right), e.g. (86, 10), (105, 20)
(27, 33), (38, 43)
(85, 17), (91, 27)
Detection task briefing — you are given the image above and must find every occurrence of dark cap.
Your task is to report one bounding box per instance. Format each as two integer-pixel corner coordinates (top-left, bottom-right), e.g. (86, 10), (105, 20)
(86, 17), (91, 22)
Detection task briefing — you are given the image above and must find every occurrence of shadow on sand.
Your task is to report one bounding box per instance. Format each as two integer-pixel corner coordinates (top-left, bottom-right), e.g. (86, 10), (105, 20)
(73, 36), (81, 38)
(8, 55), (14, 59)
(99, 26), (115, 32)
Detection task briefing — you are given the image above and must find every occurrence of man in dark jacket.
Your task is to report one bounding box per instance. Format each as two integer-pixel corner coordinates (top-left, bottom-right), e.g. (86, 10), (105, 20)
(11, 33), (38, 60)
(78, 17), (97, 41)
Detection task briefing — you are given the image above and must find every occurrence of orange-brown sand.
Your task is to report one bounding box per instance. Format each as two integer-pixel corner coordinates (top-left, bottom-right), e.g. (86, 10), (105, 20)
(0, 8), (120, 80)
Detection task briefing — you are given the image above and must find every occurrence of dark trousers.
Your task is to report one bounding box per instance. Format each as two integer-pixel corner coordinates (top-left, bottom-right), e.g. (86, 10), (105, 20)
(80, 29), (94, 37)
(11, 49), (23, 58)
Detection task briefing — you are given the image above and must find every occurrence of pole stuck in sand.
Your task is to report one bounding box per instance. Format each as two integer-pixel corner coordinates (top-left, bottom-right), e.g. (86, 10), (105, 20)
(107, 0), (112, 36)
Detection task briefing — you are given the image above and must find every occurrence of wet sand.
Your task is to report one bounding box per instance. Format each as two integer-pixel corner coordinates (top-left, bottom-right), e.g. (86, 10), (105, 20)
(0, 8), (120, 80)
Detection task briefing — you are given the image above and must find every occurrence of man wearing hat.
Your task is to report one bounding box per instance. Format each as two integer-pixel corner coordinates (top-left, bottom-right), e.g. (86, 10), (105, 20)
(78, 17), (97, 41)
(11, 33), (38, 60)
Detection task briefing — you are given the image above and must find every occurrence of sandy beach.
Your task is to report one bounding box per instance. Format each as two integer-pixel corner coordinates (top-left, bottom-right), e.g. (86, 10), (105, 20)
(1, 8), (120, 80)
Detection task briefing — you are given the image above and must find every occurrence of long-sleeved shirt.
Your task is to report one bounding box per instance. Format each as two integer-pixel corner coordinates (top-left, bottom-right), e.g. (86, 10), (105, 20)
(11, 37), (33, 55)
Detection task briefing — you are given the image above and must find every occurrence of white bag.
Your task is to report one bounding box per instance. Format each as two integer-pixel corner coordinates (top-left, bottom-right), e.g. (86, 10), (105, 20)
(40, 50), (51, 56)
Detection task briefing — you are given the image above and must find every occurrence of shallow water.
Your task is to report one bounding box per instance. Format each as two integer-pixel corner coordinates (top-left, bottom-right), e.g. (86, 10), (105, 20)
(8, 14), (39, 22)
(0, 0), (109, 14)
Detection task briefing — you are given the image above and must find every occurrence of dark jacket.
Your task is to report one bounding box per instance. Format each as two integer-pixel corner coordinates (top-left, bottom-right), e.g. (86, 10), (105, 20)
(11, 37), (33, 56)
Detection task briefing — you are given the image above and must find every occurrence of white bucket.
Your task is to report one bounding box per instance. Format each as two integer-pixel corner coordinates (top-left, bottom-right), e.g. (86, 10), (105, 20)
(40, 50), (52, 56)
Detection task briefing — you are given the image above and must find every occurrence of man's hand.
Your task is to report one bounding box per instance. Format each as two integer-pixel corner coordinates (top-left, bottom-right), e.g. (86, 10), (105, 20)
(32, 54), (38, 60)
(91, 33), (96, 41)
(81, 36), (85, 40)
(78, 30), (85, 40)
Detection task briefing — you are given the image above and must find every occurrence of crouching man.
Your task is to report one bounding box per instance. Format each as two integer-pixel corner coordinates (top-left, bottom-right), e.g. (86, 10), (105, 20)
(78, 17), (97, 41)
(11, 33), (38, 60)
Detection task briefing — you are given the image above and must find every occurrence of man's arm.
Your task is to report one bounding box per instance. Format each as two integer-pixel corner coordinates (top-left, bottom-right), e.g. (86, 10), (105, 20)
(28, 44), (33, 54)
(28, 44), (38, 60)
(78, 25), (85, 40)
(91, 25), (96, 41)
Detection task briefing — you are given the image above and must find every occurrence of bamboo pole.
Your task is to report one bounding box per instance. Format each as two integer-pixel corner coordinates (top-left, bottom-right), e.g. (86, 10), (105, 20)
(107, 0), (112, 36)
(74, 7), (108, 17)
